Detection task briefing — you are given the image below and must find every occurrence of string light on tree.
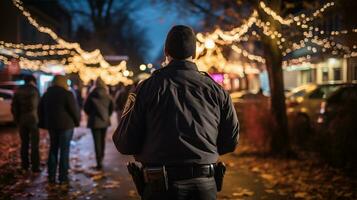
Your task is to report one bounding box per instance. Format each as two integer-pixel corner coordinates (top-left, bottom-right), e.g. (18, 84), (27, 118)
(9, 0), (133, 85)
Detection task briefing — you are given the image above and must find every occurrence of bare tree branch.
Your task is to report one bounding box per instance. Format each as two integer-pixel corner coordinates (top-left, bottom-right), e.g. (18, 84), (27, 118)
(104, 0), (114, 25)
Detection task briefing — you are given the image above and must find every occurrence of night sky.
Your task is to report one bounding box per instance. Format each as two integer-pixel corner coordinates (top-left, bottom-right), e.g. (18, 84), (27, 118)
(61, 1), (203, 63)
(132, 3), (202, 62)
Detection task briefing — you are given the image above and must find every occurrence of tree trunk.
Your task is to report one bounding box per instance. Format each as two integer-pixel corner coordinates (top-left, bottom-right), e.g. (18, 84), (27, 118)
(259, 0), (291, 155)
(265, 44), (290, 154)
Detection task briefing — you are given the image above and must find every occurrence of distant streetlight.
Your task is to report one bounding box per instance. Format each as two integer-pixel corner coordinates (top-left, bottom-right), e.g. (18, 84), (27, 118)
(140, 64), (146, 71)
(204, 39), (215, 49)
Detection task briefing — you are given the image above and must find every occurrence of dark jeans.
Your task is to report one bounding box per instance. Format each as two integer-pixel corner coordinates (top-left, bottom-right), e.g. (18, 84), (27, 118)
(48, 129), (73, 181)
(19, 125), (40, 170)
(143, 177), (217, 200)
(91, 128), (107, 166)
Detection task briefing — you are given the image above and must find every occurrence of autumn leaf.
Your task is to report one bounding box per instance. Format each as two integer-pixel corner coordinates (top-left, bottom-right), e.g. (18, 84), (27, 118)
(232, 188), (255, 197)
(260, 173), (274, 181)
(294, 192), (308, 198)
(264, 189), (275, 194)
(91, 174), (104, 181)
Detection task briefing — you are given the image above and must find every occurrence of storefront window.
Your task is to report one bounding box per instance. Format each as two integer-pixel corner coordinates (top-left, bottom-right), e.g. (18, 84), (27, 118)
(300, 70), (313, 84)
(322, 71), (329, 82)
(333, 68), (341, 80)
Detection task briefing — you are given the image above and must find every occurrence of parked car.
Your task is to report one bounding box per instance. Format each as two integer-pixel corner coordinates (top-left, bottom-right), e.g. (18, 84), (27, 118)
(316, 84), (357, 167)
(286, 82), (349, 134)
(0, 89), (14, 123)
(318, 84), (357, 126)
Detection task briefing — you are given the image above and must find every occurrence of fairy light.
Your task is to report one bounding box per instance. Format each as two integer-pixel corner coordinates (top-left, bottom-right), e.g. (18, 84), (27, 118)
(139, 64), (146, 71)
(0, 41), (64, 50)
(0, 55), (9, 65)
(215, 11), (258, 43)
(287, 2), (335, 25)
(260, 2), (293, 25)
(9, 0), (133, 85)
(4, 0), (354, 80)
(231, 45), (265, 63)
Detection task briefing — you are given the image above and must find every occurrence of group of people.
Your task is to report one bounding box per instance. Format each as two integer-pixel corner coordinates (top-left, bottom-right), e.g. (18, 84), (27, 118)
(11, 25), (239, 200)
(11, 74), (126, 184)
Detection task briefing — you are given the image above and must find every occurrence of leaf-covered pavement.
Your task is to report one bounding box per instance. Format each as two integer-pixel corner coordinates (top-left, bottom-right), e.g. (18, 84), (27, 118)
(1, 120), (356, 200)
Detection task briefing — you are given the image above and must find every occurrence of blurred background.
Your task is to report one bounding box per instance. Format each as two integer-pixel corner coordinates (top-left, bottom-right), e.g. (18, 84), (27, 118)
(0, 0), (356, 199)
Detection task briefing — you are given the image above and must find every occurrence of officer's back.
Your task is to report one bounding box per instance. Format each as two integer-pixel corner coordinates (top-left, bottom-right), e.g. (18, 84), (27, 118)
(113, 25), (239, 200)
(134, 59), (238, 165)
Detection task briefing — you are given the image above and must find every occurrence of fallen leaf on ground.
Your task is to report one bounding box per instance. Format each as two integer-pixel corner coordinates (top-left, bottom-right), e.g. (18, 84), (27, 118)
(260, 173), (274, 181)
(232, 188), (254, 197)
(91, 174), (104, 181)
(277, 189), (288, 196)
(251, 167), (260, 172)
(294, 192), (308, 198)
(264, 189), (275, 194)
(102, 180), (120, 189)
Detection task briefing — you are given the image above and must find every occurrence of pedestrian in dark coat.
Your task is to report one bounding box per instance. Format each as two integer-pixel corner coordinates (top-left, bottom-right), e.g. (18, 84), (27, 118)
(39, 75), (80, 184)
(11, 75), (40, 172)
(84, 78), (114, 169)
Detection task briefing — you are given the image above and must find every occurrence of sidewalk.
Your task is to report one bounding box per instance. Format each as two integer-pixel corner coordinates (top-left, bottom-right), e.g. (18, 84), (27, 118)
(1, 130), (282, 199)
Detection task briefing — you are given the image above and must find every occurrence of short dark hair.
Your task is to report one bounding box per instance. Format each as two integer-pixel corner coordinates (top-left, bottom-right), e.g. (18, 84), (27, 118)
(164, 25), (196, 60)
(24, 75), (36, 85)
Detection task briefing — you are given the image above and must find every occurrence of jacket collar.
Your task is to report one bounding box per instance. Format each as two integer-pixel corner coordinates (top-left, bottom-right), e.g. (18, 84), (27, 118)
(166, 60), (198, 71)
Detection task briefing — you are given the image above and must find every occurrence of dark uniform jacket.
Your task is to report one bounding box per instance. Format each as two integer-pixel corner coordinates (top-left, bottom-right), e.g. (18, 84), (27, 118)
(11, 84), (40, 127)
(39, 86), (80, 130)
(113, 60), (239, 165)
(84, 86), (114, 129)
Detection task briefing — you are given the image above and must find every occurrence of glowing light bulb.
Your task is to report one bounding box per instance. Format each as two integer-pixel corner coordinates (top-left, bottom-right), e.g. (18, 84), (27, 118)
(123, 70), (130, 77)
(139, 64), (146, 71)
(204, 39), (215, 49)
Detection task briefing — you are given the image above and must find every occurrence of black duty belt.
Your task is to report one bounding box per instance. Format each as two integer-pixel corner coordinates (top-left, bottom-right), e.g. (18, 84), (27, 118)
(163, 164), (215, 181)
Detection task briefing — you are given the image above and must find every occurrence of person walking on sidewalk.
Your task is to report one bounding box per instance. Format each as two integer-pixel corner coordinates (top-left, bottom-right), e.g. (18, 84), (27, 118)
(113, 25), (239, 200)
(84, 78), (114, 170)
(39, 75), (80, 184)
(11, 75), (40, 172)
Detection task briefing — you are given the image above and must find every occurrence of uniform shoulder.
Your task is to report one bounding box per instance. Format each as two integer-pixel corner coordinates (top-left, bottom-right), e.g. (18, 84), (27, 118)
(199, 71), (225, 90)
(150, 67), (170, 77)
(198, 71), (229, 100)
(137, 68), (168, 87)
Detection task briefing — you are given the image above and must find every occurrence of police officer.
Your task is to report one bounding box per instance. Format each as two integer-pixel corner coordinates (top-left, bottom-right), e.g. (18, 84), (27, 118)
(113, 25), (239, 200)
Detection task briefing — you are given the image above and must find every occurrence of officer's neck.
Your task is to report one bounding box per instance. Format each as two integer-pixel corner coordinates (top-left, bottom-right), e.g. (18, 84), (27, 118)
(168, 56), (194, 62)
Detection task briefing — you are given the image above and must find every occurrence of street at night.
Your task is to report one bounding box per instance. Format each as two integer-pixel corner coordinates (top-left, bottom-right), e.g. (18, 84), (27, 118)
(1, 0), (357, 199)
(1, 115), (356, 199)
